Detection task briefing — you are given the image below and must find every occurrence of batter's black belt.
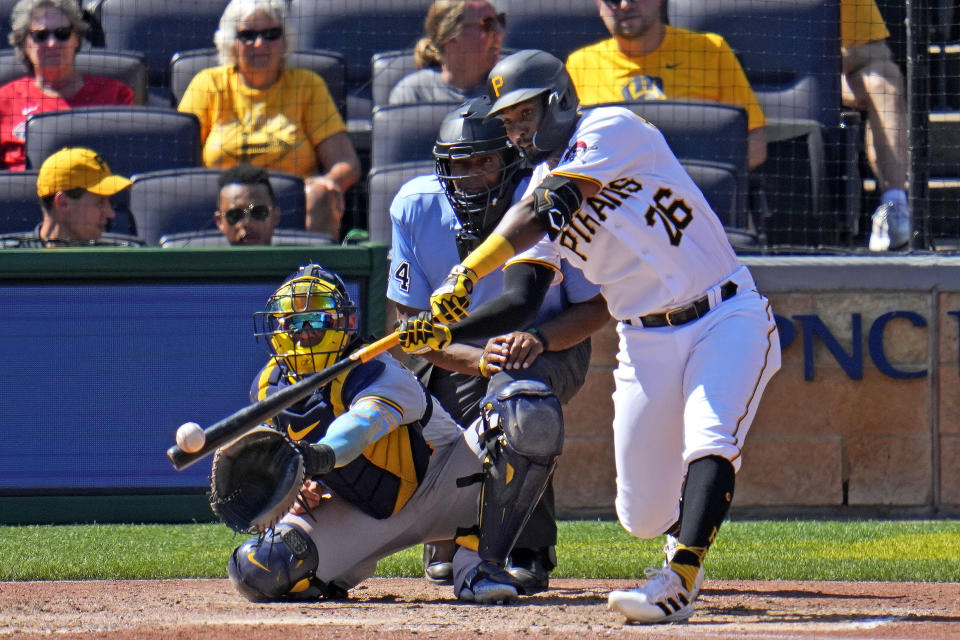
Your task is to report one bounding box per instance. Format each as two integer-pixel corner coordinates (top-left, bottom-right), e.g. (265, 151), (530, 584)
(624, 281), (739, 328)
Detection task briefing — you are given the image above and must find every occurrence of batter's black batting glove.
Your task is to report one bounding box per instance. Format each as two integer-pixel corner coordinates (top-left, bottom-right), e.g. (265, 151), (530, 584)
(397, 311), (453, 354)
(430, 265), (477, 324)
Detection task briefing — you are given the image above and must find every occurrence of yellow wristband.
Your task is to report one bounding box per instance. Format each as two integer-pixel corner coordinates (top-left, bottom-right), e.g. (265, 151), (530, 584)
(478, 354), (490, 378)
(461, 233), (515, 279)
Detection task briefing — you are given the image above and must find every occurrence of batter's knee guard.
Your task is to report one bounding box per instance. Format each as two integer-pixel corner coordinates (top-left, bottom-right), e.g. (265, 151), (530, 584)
(462, 380), (563, 567)
(227, 524), (347, 602)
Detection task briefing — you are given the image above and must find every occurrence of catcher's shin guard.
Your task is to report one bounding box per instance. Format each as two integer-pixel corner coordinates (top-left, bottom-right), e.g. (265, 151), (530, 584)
(227, 524), (346, 602)
(471, 380), (563, 567)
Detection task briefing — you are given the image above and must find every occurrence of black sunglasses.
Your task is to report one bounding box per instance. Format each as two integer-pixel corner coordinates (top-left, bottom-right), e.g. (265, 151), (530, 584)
(221, 203), (272, 225)
(28, 27), (73, 43)
(601, 0), (643, 6)
(236, 27), (284, 44)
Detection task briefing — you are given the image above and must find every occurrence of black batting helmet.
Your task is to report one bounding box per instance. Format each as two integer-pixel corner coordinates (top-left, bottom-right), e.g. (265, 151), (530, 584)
(434, 96), (525, 257)
(486, 49), (579, 161)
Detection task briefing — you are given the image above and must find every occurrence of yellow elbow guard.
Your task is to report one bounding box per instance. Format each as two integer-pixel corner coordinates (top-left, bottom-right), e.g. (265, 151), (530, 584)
(461, 233), (515, 279)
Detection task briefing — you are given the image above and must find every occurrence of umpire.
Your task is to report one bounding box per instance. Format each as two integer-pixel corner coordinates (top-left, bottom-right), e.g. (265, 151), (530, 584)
(387, 96), (608, 592)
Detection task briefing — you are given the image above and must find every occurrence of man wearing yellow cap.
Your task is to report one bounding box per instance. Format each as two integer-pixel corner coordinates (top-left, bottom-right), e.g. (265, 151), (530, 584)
(32, 147), (134, 247)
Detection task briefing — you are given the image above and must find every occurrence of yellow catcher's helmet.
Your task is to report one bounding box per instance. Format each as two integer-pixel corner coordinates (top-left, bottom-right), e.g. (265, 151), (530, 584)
(255, 264), (358, 378)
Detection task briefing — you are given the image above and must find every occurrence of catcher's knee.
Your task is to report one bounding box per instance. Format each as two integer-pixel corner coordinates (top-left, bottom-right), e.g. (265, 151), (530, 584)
(228, 524), (346, 602)
(490, 379), (564, 457)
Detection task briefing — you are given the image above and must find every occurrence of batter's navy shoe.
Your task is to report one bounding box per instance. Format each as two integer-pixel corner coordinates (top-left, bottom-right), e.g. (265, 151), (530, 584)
(608, 565), (704, 624)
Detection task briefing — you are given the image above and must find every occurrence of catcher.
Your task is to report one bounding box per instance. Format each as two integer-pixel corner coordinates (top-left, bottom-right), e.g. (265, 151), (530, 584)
(214, 263), (563, 604)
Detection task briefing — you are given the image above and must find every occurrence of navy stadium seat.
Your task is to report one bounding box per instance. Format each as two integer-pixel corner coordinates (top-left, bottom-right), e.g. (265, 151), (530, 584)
(371, 102), (453, 169)
(290, 0), (434, 125)
(668, 0), (856, 246)
(24, 107), (201, 235)
(128, 167), (306, 245)
(366, 159), (434, 245)
(96, 0), (228, 98)
(496, 0), (607, 62)
(0, 170), (39, 233)
(0, 48), (148, 104)
(169, 47), (346, 115)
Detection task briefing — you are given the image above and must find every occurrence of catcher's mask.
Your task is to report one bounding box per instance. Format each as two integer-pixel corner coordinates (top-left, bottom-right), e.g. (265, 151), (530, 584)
(434, 96), (524, 257)
(255, 264), (358, 378)
(485, 49), (579, 163)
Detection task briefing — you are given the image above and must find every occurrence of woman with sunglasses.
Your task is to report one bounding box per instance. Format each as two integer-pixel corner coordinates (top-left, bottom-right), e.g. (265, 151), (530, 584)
(0, 0), (133, 170)
(179, 0), (360, 241)
(389, 0), (506, 105)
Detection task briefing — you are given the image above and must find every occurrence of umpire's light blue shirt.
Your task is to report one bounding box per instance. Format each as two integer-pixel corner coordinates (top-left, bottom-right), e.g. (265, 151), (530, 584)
(387, 174), (600, 347)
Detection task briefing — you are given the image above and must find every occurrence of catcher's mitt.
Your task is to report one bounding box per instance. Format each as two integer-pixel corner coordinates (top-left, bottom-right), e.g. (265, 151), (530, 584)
(208, 427), (307, 533)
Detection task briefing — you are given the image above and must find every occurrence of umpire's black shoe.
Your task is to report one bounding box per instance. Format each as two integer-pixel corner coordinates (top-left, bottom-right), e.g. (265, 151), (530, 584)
(506, 546), (555, 594)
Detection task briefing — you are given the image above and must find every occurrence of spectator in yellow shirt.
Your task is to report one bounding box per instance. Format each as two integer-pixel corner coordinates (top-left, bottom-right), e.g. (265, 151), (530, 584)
(841, 0), (910, 251)
(179, 0), (360, 241)
(566, 0), (767, 170)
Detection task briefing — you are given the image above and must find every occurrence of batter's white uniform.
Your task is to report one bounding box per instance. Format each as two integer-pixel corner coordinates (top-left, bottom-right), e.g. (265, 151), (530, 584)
(511, 106), (781, 539)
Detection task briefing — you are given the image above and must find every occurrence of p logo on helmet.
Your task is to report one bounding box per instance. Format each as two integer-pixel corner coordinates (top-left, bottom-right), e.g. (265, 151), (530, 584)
(490, 75), (504, 98)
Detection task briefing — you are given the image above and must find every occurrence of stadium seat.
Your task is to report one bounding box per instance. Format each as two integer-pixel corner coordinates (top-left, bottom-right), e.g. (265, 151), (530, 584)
(926, 112), (960, 245)
(495, 0), (607, 62)
(24, 107), (200, 176)
(96, 0), (228, 99)
(0, 49), (149, 105)
(128, 167), (306, 246)
(680, 159), (758, 250)
(24, 107), (201, 235)
(371, 102), (453, 169)
(158, 228), (332, 247)
(371, 49), (417, 109)
(593, 100), (750, 230)
(371, 47), (515, 108)
(668, 0), (853, 246)
(366, 159), (434, 245)
(169, 48), (346, 115)
(0, 170), (39, 233)
(0, 0), (17, 46)
(290, 0), (434, 125)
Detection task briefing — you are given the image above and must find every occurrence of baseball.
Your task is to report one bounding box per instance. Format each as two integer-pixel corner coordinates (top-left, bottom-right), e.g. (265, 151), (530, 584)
(176, 422), (206, 454)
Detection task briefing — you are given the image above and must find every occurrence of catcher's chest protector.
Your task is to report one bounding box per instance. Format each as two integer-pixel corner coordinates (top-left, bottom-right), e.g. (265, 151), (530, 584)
(265, 360), (433, 519)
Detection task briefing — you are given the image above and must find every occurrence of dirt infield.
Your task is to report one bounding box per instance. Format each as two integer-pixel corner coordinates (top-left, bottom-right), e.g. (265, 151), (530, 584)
(2, 578), (958, 639)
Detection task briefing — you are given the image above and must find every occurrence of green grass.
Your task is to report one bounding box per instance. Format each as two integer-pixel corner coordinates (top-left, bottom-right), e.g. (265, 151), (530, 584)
(2, 520), (958, 582)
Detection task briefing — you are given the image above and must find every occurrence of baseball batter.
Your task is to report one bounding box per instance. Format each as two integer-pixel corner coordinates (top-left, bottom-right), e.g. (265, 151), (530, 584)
(225, 263), (564, 605)
(397, 50), (782, 623)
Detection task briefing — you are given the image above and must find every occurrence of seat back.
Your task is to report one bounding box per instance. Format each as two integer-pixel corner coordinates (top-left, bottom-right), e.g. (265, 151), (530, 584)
(290, 0), (434, 119)
(668, 0), (841, 127)
(23, 107), (201, 235)
(680, 160), (739, 227)
(366, 159), (435, 244)
(98, 0), (228, 90)
(24, 107), (201, 176)
(169, 48), (346, 114)
(593, 100), (749, 228)
(496, 0), (607, 62)
(159, 228), (331, 247)
(0, 170), (39, 233)
(0, 0), (17, 46)
(371, 102), (453, 169)
(128, 167), (306, 245)
(0, 49), (149, 104)
(371, 49), (418, 108)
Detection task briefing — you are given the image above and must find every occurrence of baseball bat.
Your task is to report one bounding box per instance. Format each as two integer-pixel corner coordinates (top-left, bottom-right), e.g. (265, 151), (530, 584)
(166, 331), (400, 471)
